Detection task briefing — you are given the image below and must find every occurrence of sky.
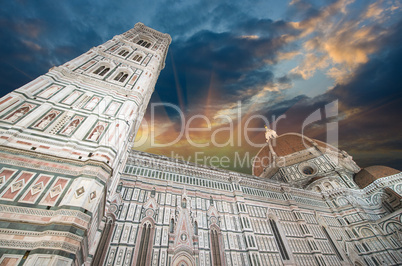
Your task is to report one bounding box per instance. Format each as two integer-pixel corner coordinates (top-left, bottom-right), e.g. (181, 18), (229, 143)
(0, 0), (401, 174)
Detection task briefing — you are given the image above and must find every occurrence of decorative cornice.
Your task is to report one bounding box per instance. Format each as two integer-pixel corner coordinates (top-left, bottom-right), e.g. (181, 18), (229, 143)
(49, 66), (145, 100)
(0, 204), (91, 223)
(0, 228), (83, 242)
(0, 145), (112, 177)
(0, 239), (79, 253)
(133, 22), (172, 43)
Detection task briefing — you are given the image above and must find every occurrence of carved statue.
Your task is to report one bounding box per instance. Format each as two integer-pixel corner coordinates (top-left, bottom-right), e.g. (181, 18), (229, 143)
(265, 125), (278, 142)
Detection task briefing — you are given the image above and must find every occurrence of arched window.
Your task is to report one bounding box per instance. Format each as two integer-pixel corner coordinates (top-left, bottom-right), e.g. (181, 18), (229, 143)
(120, 74), (128, 82)
(137, 40), (152, 48)
(133, 54), (143, 62)
(194, 221), (198, 235)
(169, 218), (174, 233)
(93, 66), (104, 74)
(114, 72), (128, 83)
(322, 226), (343, 261)
(136, 223), (152, 266)
(114, 72), (123, 81)
(116, 182), (123, 193)
(211, 228), (222, 266)
(182, 198), (187, 208)
(118, 50), (126, 56)
(93, 216), (115, 265)
(269, 219), (289, 260)
(99, 67), (110, 76)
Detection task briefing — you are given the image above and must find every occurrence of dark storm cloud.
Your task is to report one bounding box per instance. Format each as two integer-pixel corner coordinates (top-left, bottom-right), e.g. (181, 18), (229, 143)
(236, 18), (301, 38)
(154, 21), (300, 114)
(0, 1), (108, 94)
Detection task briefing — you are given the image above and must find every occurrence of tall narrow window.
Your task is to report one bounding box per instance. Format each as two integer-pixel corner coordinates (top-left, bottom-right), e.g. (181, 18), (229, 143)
(133, 54), (143, 62)
(322, 226), (343, 261)
(120, 74), (128, 82)
(114, 72), (128, 82)
(211, 228), (222, 266)
(269, 219), (289, 260)
(114, 72), (123, 81)
(194, 221), (198, 235)
(99, 67), (110, 76)
(182, 198), (187, 208)
(169, 218), (174, 233)
(93, 217), (115, 265)
(94, 66), (105, 74)
(136, 223), (152, 266)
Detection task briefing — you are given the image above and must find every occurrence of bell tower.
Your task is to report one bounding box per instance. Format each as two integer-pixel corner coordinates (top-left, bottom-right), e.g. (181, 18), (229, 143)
(0, 23), (170, 265)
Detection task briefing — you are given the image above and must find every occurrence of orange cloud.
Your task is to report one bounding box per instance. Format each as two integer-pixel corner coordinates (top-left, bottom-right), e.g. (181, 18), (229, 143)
(287, 0), (396, 84)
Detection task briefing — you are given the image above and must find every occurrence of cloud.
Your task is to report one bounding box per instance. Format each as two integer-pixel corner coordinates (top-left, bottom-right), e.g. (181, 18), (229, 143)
(286, 0), (401, 85)
(284, 19), (402, 170)
(1, 0), (401, 174)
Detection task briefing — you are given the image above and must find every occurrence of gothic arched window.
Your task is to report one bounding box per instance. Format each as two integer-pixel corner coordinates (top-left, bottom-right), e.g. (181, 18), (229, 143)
(114, 72), (128, 83)
(322, 226), (343, 261)
(99, 67), (110, 76)
(136, 40), (152, 48)
(211, 228), (222, 266)
(93, 66), (104, 74)
(133, 54), (143, 62)
(182, 198), (187, 208)
(118, 49), (128, 56)
(169, 218), (174, 233)
(93, 216), (115, 265)
(136, 223), (153, 266)
(269, 219), (289, 260)
(194, 221), (198, 235)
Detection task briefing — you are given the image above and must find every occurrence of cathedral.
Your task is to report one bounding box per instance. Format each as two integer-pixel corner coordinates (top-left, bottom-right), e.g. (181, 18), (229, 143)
(0, 23), (401, 266)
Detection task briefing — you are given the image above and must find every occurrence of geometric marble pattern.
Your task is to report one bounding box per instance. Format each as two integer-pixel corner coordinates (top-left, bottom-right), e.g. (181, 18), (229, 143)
(31, 182), (44, 195)
(11, 179), (24, 193)
(75, 186), (85, 198)
(49, 184), (62, 198)
(89, 191), (96, 202)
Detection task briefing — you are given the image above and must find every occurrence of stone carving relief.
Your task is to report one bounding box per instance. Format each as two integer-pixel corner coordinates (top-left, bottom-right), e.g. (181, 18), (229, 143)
(3, 103), (36, 123)
(86, 121), (108, 142)
(59, 115), (84, 136)
(33, 110), (61, 130)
